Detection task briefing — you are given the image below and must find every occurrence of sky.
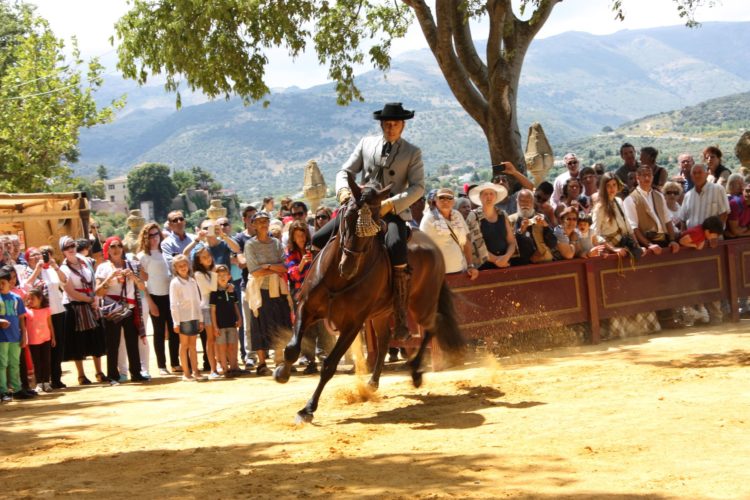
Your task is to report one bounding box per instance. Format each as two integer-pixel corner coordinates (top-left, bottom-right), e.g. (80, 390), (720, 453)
(26, 0), (750, 89)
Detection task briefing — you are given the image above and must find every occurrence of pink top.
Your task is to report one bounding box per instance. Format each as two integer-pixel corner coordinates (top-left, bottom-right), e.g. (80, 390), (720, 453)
(683, 225), (706, 247)
(26, 307), (52, 345)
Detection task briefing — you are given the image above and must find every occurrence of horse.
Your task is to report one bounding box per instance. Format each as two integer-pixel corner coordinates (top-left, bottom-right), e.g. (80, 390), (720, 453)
(273, 173), (465, 423)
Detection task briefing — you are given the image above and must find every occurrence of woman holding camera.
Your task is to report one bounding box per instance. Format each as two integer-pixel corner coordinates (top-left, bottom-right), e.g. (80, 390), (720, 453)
(22, 246), (68, 388)
(95, 236), (150, 384)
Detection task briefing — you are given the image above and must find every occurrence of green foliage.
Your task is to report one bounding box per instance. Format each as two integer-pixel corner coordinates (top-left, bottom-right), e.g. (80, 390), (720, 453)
(126, 163), (178, 220)
(0, 1), (123, 192)
(91, 210), (127, 239)
(71, 176), (105, 200)
(185, 209), (206, 232)
(172, 169), (195, 193)
(96, 164), (108, 180)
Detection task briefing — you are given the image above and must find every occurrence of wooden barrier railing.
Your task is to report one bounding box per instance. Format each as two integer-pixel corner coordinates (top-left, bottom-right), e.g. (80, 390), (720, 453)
(366, 239), (747, 369)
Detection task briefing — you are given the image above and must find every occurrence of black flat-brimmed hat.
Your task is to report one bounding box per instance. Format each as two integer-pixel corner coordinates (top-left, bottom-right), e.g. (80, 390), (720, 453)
(373, 102), (414, 121)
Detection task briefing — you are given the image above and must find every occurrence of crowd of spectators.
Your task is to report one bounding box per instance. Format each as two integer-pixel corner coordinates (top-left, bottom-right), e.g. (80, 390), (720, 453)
(0, 142), (746, 401)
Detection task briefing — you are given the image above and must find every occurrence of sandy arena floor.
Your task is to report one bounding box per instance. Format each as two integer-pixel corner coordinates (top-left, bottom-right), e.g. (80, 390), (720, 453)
(2, 323), (750, 499)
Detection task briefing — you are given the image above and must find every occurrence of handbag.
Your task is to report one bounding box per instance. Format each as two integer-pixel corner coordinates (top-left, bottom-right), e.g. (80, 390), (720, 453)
(100, 283), (132, 323)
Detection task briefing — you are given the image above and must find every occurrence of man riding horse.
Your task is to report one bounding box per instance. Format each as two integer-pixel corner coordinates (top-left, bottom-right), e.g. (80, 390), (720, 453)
(312, 102), (425, 340)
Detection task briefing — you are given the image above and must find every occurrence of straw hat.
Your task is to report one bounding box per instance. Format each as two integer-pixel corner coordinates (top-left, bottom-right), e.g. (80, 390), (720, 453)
(468, 182), (508, 206)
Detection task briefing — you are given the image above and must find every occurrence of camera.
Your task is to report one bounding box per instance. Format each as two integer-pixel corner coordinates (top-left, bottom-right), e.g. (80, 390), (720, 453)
(42, 249), (50, 263)
(491, 163), (506, 177)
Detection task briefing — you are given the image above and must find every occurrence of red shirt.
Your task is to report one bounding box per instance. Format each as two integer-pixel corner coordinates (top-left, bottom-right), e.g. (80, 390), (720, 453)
(26, 307), (52, 345)
(683, 225), (706, 247)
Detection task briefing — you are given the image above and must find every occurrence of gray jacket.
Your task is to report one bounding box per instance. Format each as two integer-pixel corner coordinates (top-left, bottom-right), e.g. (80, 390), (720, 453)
(336, 135), (425, 220)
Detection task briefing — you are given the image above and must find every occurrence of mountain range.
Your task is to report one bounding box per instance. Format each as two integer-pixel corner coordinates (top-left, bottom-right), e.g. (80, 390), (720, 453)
(76, 21), (750, 198)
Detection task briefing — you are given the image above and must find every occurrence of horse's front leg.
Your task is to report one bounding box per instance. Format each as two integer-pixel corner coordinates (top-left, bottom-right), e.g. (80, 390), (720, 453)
(367, 315), (391, 391)
(297, 322), (361, 424)
(274, 301), (315, 384)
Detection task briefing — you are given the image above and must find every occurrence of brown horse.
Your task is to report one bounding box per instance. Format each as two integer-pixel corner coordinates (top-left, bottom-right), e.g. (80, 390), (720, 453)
(273, 174), (465, 423)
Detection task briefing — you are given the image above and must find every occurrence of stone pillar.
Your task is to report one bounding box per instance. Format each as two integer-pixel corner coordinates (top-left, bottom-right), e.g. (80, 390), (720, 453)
(206, 199), (227, 221)
(524, 122), (554, 187)
(122, 209), (145, 254)
(303, 159), (327, 211)
(735, 131), (750, 176)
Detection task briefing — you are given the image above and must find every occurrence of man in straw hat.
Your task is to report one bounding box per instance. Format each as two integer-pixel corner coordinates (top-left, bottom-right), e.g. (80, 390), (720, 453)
(312, 102), (424, 340)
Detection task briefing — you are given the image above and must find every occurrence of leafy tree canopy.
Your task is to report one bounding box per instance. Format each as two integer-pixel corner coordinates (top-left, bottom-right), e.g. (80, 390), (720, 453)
(115, 0), (711, 168)
(0, 1), (124, 193)
(96, 164), (109, 180)
(127, 162), (178, 220)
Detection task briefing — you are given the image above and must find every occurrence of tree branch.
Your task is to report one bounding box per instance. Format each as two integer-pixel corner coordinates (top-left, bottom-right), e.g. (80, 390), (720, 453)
(448, 0), (489, 98)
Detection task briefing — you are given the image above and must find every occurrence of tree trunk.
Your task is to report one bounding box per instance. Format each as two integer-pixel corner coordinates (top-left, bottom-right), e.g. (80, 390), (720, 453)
(485, 79), (526, 170)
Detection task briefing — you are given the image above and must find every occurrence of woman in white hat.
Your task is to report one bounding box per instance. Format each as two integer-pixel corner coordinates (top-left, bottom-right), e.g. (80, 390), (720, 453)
(465, 182), (517, 269)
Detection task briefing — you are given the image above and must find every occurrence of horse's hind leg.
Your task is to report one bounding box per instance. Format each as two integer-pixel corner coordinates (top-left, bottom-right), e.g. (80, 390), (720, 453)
(297, 325), (360, 424)
(407, 329), (434, 388)
(367, 316), (391, 391)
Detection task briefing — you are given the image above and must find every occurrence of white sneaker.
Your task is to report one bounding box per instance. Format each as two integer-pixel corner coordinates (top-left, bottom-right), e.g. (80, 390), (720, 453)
(159, 368), (170, 376)
(697, 305), (710, 324)
(34, 384), (46, 394)
(43, 382), (53, 393)
(208, 372), (221, 380)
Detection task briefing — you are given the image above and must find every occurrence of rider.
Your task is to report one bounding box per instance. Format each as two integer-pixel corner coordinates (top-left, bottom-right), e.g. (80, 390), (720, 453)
(312, 102), (425, 340)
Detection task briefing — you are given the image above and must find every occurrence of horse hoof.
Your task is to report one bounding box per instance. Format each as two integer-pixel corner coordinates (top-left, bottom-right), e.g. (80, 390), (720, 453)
(412, 371), (423, 388)
(273, 365), (290, 384)
(367, 379), (379, 391)
(295, 410), (314, 424)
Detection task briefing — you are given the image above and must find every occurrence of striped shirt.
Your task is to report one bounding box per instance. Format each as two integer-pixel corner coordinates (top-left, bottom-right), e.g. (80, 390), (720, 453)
(678, 182), (730, 228)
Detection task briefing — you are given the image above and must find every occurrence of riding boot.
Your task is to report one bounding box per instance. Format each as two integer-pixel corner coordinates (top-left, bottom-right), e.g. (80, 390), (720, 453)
(392, 266), (411, 341)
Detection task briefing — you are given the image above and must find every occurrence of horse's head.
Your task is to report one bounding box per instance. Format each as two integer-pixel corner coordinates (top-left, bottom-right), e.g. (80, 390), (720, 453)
(338, 172), (392, 280)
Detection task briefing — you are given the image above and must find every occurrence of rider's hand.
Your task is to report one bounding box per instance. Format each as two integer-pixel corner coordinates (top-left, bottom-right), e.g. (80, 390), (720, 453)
(337, 189), (352, 205)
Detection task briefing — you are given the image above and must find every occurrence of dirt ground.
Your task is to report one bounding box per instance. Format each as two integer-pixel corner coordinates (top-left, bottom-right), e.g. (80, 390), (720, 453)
(2, 322), (750, 499)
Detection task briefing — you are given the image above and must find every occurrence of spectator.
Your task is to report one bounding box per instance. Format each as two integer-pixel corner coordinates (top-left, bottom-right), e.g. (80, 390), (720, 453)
(677, 153), (695, 193)
(623, 166), (680, 256)
(209, 264), (241, 377)
(455, 197), (472, 220)
(169, 254), (203, 381)
(59, 236), (106, 385)
(161, 210), (194, 269)
(95, 236), (149, 384)
(313, 206), (332, 232)
(0, 266), (32, 402)
(244, 211), (292, 376)
(21, 246), (67, 388)
(25, 288), (54, 394)
(580, 166), (599, 202)
(508, 189), (557, 263)
(552, 206), (580, 260)
(704, 146), (731, 187)
(534, 181), (557, 226)
(726, 184), (750, 238)
(556, 177), (589, 218)
(466, 182), (517, 269)
(137, 222), (179, 376)
(640, 146), (668, 190)
(419, 187), (478, 278)
(679, 216), (724, 250)
(190, 243), (219, 379)
(678, 163), (729, 324)
(183, 219), (240, 267)
(282, 201), (314, 246)
(614, 142), (639, 189)
(234, 204), (257, 367)
(592, 173), (643, 258)
(678, 163), (730, 229)
(726, 173), (744, 202)
(552, 153), (580, 208)
(262, 196), (275, 215)
(663, 181), (684, 231)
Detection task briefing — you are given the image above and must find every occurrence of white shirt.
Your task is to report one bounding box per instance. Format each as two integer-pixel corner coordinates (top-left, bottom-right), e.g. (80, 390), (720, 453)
(678, 182), (730, 228)
(552, 171), (573, 209)
(419, 209), (470, 274)
(194, 270), (217, 310)
(169, 276), (202, 324)
(41, 267), (65, 315)
(137, 250), (171, 296)
(60, 257), (95, 305)
(622, 187), (669, 233)
(95, 260), (137, 308)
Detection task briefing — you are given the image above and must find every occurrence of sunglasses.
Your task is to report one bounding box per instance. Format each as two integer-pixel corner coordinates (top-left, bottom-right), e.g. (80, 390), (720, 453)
(219, 222), (230, 227)
(664, 191), (679, 196)
(63, 244), (76, 251)
(108, 244), (123, 249)
(316, 215), (330, 220)
(567, 161), (579, 166)
(437, 195), (454, 201)
(148, 232), (161, 238)
(170, 217), (185, 223)
(292, 211), (306, 217)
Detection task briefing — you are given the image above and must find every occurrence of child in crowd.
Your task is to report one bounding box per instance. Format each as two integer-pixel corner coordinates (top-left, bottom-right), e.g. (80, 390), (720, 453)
(679, 216), (724, 250)
(25, 288), (55, 393)
(576, 215), (601, 258)
(209, 265), (241, 377)
(0, 266), (31, 402)
(169, 255), (203, 381)
(191, 244), (219, 379)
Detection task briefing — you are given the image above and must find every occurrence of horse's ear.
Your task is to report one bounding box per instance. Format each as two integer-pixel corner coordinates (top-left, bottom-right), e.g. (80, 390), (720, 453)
(378, 183), (393, 200)
(346, 171), (362, 202)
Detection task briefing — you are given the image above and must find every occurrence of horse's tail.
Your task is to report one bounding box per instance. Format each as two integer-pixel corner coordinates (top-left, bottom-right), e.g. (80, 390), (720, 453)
(434, 281), (465, 353)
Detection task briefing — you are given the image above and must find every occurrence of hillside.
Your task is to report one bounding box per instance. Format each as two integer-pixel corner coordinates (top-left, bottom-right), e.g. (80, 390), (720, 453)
(554, 91), (750, 180)
(76, 22), (750, 198)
